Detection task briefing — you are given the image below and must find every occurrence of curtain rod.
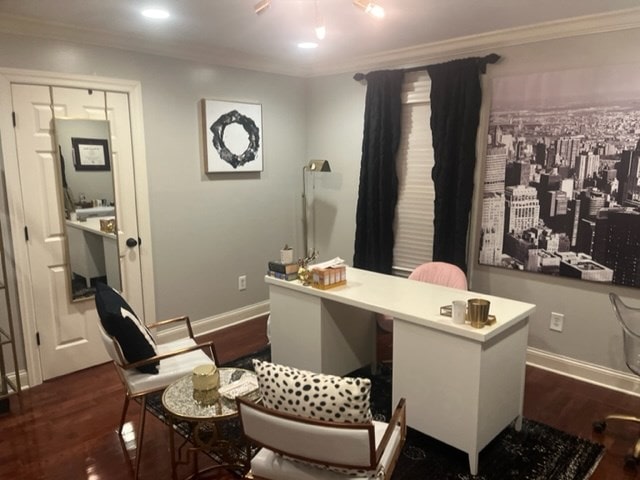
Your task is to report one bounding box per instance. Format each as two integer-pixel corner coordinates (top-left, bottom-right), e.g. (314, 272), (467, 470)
(353, 53), (501, 81)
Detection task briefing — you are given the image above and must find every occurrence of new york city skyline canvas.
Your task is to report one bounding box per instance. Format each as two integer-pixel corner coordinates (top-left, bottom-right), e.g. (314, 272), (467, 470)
(479, 65), (640, 288)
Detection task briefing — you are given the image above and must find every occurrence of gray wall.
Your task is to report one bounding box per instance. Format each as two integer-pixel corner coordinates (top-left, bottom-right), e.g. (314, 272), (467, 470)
(0, 32), (307, 323)
(305, 28), (640, 374)
(2, 24), (640, 376)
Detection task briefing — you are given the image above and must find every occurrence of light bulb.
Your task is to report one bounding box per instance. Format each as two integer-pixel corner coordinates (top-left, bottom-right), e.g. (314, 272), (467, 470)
(254, 0), (271, 15)
(141, 8), (170, 19)
(366, 3), (385, 18)
(353, 0), (385, 19)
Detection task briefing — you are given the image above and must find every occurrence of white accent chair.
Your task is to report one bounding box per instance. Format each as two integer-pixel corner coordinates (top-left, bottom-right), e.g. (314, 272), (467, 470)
(237, 396), (406, 480)
(97, 316), (218, 479)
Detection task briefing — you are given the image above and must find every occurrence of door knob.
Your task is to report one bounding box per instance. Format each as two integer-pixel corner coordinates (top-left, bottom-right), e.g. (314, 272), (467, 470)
(126, 237), (138, 248)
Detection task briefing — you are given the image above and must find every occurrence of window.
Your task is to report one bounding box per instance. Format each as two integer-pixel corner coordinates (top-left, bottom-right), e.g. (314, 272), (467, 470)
(392, 71), (435, 276)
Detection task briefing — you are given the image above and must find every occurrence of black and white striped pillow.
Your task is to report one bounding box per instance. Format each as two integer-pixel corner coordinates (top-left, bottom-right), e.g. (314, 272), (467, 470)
(95, 283), (159, 374)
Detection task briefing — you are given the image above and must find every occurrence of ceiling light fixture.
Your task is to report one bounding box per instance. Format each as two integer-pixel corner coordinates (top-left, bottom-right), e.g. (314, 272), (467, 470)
(314, 0), (326, 40)
(254, 0), (271, 15)
(253, 0), (384, 45)
(352, 0), (385, 19)
(315, 23), (326, 41)
(141, 8), (170, 19)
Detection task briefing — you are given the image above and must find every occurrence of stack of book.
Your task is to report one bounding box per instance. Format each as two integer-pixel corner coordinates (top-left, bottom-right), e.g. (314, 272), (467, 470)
(267, 261), (299, 281)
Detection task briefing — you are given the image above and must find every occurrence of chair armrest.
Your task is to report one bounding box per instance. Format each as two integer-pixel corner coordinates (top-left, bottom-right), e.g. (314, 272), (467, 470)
(122, 340), (217, 371)
(375, 397), (406, 464)
(146, 315), (194, 339)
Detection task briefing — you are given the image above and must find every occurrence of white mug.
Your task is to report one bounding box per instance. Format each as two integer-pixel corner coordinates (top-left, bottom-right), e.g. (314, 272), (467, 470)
(452, 300), (466, 324)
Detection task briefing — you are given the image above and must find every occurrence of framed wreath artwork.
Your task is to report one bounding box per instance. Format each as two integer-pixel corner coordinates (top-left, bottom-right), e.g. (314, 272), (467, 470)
(204, 99), (263, 173)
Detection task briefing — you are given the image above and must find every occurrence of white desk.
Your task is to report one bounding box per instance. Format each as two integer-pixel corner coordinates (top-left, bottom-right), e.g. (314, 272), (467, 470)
(265, 267), (535, 475)
(66, 216), (118, 289)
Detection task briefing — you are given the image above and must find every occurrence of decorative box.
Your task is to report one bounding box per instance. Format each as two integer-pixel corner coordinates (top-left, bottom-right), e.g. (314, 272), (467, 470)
(99, 218), (116, 234)
(311, 265), (347, 290)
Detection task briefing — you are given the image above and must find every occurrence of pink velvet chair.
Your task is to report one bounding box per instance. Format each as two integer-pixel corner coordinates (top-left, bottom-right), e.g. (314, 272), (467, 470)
(377, 262), (468, 332)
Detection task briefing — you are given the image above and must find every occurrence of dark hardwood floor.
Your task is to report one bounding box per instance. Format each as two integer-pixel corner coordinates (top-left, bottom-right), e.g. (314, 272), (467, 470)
(1, 317), (640, 479)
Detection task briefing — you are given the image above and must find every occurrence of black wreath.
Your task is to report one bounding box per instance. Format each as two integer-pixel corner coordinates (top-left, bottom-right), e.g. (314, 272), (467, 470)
(210, 110), (260, 169)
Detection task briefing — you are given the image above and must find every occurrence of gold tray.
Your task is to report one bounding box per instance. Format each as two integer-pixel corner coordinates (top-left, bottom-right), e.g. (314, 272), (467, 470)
(439, 305), (497, 326)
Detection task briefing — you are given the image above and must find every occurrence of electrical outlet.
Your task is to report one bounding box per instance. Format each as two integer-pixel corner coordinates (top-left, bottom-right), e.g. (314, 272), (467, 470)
(238, 275), (247, 291)
(550, 312), (564, 332)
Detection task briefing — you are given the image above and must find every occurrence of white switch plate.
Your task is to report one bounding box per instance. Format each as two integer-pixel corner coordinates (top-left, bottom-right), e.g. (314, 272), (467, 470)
(238, 275), (247, 291)
(550, 312), (564, 332)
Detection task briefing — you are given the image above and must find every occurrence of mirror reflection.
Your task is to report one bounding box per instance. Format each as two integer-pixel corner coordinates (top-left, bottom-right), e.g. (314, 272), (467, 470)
(54, 118), (121, 300)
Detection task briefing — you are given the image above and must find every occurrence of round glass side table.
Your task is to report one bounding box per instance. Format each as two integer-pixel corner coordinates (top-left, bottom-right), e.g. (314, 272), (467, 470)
(162, 367), (259, 480)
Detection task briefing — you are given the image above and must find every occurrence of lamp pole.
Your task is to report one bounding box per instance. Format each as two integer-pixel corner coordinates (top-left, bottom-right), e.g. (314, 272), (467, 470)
(302, 165), (310, 258)
(301, 160), (330, 260)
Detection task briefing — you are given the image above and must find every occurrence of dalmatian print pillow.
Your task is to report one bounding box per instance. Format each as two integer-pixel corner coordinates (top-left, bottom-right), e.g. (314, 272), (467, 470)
(252, 359), (372, 423)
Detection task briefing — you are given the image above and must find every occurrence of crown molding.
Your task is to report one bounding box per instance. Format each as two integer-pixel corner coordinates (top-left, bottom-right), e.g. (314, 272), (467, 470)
(1, 7), (640, 78)
(307, 6), (640, 76)
(0, 13), (309, 77)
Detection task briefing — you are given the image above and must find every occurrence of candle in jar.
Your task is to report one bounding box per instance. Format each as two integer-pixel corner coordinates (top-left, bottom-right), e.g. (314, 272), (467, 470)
(192, 364), (219, 391)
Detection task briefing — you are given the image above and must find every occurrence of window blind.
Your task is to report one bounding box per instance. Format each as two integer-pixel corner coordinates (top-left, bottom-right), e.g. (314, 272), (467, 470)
(392, 71), (434, 276)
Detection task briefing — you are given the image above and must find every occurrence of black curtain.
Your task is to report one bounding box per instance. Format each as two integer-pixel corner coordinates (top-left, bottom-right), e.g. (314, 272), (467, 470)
(427, 56), (494, 273)
(353, 70), (404, 273)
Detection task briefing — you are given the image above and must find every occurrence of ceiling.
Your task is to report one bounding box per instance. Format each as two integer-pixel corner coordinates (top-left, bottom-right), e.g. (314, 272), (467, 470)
(1, 0), (639, 77)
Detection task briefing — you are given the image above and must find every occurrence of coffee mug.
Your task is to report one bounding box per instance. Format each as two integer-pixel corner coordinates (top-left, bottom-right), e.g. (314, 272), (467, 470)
(451, 300), (466, 324)
(467, 298), (490, 328)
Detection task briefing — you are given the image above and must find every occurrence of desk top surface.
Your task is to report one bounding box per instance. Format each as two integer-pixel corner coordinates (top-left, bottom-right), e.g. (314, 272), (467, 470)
(265, 267), (536, 342)
(66, 216), (116, 239)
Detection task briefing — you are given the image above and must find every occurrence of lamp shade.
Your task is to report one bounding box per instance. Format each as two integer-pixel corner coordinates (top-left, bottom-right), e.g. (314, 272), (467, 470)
(307, 159), (331, 172)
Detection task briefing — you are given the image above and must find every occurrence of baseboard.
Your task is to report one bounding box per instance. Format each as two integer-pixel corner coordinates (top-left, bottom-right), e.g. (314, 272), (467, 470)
(156, 300), (270, 343)
(527, 347), (640, 398)
(1, 369), (29, 391)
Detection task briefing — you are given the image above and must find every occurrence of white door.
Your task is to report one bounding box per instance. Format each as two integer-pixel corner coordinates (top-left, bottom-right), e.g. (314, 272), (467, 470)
(11, 84), (144, 380)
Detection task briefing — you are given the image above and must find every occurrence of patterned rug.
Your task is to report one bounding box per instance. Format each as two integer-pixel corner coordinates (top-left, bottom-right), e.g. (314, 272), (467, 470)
(147, 346), (604, 479)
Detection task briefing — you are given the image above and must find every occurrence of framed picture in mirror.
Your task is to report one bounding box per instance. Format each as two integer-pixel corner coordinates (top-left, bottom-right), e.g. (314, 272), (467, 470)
(72, 137), (111, 171)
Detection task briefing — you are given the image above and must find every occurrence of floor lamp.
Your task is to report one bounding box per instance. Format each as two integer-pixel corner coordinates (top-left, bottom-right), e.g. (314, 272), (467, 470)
(302, 159), (331, 258)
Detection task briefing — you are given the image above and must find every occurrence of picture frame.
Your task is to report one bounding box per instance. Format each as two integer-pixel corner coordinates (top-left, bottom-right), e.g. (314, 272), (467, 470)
(71, 137), (111, 171)
(478, 64), (640, 289)
(203, 99), (263, 173)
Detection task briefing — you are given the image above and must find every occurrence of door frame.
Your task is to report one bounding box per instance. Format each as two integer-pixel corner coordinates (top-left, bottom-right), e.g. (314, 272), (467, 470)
(0, 67), (156, 387)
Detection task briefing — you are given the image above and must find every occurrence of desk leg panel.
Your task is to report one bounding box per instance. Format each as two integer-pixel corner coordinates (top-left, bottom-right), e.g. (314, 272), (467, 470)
(392, 319), (529, 476)
(269, 286), (374, 375)
(477, 319), (529, 450)
(270, 286), (325, 373)
(392, 320), (481, 454)
(103, 237), (119, 289)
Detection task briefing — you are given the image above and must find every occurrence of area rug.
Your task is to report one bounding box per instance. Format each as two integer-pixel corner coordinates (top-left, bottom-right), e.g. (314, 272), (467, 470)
(147, 347), (604, 479)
